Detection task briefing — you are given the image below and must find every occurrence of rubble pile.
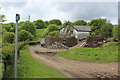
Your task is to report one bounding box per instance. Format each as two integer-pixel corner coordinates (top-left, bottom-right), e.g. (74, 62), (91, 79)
(48, 42), (69, 49)
(84, 41), (103, 48)
(91, 72), (120, 79)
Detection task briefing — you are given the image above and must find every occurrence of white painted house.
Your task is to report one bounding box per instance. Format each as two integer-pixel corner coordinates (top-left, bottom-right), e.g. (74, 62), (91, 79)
(60, 25), (91, 40)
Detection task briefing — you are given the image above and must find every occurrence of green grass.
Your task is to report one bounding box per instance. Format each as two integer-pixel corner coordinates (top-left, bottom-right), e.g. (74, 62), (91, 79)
(57, 42), (119, 62)
(36, 29), (45, 38)
(17, 45), (66, 78)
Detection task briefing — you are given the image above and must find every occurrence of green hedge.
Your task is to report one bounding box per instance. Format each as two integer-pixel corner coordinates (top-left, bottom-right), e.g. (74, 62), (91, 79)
(2, 41), (40, 78)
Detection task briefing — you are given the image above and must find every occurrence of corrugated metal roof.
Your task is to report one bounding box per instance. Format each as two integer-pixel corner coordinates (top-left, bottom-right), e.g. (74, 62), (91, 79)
(73, 26), (91, 31)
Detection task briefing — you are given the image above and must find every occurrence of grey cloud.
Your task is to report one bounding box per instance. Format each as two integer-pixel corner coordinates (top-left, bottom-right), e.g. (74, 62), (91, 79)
(53, 2), (118, 22)
(1, 2), (118, 24)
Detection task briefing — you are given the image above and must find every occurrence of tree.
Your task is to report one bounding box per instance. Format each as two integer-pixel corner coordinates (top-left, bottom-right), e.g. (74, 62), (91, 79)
(0, 15), (6, 22)
(88, 18), (107, 35)
(100, 23), (113, 38)
(20, 22), (36, 36)
(49, 19), (62, 25)
(73, 20), (87, 25)
(18, 30), (34, 41)
(47, 24), (58, 32)
(2, 28), (7, 34)
(2, 24), (11, 32)
(48, 31), (60, 37)
(42, 24), (59, 37)
(3, 32), (15, 43)
(45, 21), (50, 27)
(112, 25), (119, 39)
(34, 19), (46, 29)
(63, 21), (73, 26)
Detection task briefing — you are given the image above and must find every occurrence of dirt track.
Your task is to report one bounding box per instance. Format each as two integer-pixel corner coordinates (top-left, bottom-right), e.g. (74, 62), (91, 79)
(29, 45), (119, 78)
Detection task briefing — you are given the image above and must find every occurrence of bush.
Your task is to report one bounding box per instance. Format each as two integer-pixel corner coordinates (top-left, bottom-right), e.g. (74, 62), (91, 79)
(34, 19), (46, 29)
(49, 19), (62, 25)
(48, 31), (60, 37)
(20, 22), (36, 36)
(2, 24), (11, 32)
(47, 24), (58, 32)
(18, 30), (34, 41)
(3, 32), (15, 43)
(112, 25), (118, 39)
(2, 44), (15, 63)
(73, 20), (87, 25)
(100, 23), (113, 38)
(2, 41), (40, 78)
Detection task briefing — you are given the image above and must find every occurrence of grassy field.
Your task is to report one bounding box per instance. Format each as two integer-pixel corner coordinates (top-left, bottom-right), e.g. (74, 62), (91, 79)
(36, 29), (45, 38)
(17, 45), (66, 78)
(58, 42), (119, 62)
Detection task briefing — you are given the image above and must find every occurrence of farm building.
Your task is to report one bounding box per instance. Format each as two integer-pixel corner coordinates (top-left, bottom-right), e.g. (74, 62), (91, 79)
(60, 25), (91, 40)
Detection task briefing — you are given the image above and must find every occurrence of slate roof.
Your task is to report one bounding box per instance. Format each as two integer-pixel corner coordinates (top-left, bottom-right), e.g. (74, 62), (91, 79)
(73, 26), (91, 32)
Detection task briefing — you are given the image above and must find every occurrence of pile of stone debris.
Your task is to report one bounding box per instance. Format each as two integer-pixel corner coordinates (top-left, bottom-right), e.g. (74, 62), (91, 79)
(84, 41), (103, 48)
(48, 42), (69, 49)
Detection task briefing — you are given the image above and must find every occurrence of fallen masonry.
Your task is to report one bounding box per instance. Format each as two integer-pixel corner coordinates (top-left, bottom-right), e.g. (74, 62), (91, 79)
(47, 42), (69, 49)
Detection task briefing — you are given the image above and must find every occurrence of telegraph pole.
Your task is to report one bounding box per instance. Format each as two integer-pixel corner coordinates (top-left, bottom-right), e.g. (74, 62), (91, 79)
(28, 15), (30, 22)
(14, 14), (20, 80)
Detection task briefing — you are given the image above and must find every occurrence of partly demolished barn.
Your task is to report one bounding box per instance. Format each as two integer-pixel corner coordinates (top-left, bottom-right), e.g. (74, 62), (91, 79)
(60, 25), (91, 40)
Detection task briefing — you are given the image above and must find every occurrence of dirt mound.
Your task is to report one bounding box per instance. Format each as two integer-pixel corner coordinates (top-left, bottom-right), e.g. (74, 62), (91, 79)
(47, 42), (69, 49)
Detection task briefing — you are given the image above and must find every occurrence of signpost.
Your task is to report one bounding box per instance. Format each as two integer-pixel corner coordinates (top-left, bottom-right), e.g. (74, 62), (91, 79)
(14, 14), (20, 79)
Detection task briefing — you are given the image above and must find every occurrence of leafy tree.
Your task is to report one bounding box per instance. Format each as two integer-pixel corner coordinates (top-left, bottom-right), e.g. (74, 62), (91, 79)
(49, 19), (62, 25)
(73, 20), (87, 25)
(45, 21), (50, 27)
(100, 23), (113, 37)
(2, 28), (7, 34)
(3, 32), (15, 43)
(2, 24), (11, 32)
(18, 30), (34, 41)
(9, 22), (15, 28)
(20, 22), (36, 36)
(8, 22), (15, 32)
(48, 31), (60, 37)
(34, 19), (46, 29)
(42, 24), (59, 37)
(112, 25), (119, 39)
(0, 15), (6, 22)
(63, 21), (73, 26)
(19, 21), (25, 26)
(88, 18), (107, 35)
(47, 24), (58, 32)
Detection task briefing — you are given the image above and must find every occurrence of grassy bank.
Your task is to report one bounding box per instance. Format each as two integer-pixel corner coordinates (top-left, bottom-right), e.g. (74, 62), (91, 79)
(17, 45), (66, 78)
(58, 42), (119, 62)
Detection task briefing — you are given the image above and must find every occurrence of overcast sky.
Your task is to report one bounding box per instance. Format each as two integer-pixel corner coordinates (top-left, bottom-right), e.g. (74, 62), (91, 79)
(0, 1), (118, 24)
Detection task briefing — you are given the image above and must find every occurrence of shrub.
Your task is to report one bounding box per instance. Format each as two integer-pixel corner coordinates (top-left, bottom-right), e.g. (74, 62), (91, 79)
(3, 32), (15, 43)
(112, 25), (118, 39)
(48, 31), (60, 37)
(18, 30), (34, 41)
(34, 19), (46, 29)
(47, 24), (58, 32)
(73, 20), (87, 25)
(20, 22), (36, 36)
(49, 19), (62, 25)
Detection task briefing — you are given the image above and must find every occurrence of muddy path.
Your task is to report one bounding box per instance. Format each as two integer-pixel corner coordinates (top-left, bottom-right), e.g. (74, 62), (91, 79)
(29, 45), (119, 79)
